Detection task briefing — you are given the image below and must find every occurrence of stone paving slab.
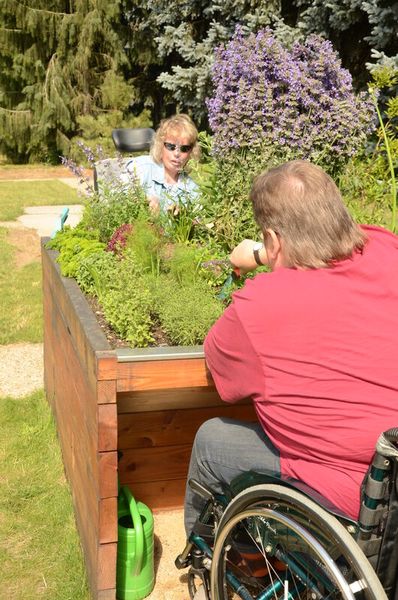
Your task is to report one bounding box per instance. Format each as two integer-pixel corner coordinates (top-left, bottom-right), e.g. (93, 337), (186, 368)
(17, 204), (84, 237)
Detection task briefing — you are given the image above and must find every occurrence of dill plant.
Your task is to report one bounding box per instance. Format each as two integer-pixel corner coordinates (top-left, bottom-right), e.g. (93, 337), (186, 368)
(152, 275), (224, 346)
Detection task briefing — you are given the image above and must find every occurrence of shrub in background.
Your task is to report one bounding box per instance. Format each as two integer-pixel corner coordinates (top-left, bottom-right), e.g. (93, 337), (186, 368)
(195, 28), (378, 251)
(68, 108), (153, 166)
(339, 67), (397, 233)
(208, 28), (375, 173)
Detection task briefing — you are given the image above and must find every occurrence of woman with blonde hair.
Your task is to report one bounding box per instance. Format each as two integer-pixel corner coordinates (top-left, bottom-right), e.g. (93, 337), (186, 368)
(125, 113), (200, 213)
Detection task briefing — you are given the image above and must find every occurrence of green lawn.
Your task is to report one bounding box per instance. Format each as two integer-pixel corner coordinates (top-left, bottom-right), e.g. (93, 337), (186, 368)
(0, 390), (90, 600)
(0, 180), (81, 221)
(0, 179), (89, 598)
(0, 228), (43, 344)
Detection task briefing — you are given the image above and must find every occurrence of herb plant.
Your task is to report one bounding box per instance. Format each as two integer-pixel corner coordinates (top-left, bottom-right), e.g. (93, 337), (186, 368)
(152, 275), (224, 346)
(99, 248), (155, 347)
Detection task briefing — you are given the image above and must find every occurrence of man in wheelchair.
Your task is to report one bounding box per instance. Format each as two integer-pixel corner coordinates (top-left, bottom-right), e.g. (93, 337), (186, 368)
(176, 160), (398, 599)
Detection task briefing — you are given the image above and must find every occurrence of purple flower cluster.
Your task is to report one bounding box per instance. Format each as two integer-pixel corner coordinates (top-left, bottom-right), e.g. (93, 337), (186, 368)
(207, 28), (375, 168)
(106, 223), (134, 256)
(60, 155), (94, 195)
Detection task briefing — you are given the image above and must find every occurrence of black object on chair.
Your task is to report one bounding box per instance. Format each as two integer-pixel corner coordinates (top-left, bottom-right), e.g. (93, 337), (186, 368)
(93, 127), (155, 192)
(111, 127), (155, 153)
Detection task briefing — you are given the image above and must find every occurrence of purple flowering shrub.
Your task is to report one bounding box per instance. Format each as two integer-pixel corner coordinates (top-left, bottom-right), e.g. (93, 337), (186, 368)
(207, 28), (375, 171)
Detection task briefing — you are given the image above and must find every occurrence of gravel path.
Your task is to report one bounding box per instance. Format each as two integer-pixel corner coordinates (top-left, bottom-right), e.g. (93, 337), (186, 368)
(0, 342), (43, 398)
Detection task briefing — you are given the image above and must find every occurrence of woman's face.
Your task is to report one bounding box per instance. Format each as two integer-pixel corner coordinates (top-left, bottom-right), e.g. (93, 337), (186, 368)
(161, 128), (193, 180)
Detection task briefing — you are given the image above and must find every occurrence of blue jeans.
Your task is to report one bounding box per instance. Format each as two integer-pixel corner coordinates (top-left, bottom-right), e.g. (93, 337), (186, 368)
(184, 417), (280, 535)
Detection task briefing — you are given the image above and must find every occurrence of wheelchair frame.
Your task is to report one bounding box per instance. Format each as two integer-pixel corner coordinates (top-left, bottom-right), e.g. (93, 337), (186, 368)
(176, 428), (398, 599)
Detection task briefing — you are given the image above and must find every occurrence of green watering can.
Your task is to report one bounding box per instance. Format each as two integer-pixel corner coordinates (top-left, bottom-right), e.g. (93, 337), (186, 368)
(117, 485), (155, 600)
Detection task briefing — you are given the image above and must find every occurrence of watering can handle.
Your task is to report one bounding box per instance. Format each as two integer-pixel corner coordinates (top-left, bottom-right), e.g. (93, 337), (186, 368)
(121, 486), (144, 576)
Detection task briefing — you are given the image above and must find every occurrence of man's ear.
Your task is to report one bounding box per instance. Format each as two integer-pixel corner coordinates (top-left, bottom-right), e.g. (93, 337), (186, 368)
(264, 228), (281, 261)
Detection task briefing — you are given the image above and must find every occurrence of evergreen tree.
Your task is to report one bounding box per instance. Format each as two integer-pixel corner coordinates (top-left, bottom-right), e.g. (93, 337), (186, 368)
(291, 0), (398, 87)
(0, 0), (133, 162)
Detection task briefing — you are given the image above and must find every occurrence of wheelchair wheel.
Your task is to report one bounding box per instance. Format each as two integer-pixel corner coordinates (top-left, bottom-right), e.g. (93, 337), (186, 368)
(211, 484), (387, 600)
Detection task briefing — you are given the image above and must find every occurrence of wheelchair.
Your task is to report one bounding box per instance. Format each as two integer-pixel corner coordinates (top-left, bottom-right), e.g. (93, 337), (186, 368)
(176, 428), (398, 599)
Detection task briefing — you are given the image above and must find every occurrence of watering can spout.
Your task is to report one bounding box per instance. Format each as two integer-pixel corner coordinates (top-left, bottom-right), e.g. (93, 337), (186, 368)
(117, 485), (155, 600)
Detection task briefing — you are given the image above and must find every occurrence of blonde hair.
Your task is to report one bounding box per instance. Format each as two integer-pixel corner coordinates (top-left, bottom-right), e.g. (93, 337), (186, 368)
(151, 114), (200, 169)
(250, 160), (367, 269)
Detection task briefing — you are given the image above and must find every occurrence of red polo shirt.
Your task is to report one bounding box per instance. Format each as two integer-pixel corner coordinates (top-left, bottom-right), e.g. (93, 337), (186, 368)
(204, 226), (398, 519)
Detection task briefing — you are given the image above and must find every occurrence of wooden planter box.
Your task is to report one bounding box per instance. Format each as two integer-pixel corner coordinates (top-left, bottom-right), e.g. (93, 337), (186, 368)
(42, 242), (255, 599)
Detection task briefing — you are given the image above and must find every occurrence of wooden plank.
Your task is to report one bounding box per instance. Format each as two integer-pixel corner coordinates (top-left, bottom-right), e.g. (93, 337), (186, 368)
(98, 543), (117, 591)
(98, 589), (116, 600)
(99, 497), (117, 544)
(97, 354), (118, 381)
(97, 379), (117, 404)
(120, 478), (187, 511)
(117, 386), (224, 414)
(118, 404), (256, 449)
(46, 306), (98, 478)
(118, 444), (191, 485)
(116, 358), (214, 392)
(44, 311), (100, 595)
(99, 451), (118, 498)
(47, 322), (99, 522)
(98, 404), (118, 452)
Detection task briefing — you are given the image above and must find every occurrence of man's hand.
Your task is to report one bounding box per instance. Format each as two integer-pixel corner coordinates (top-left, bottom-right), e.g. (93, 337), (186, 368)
(229, 239), (267, 274)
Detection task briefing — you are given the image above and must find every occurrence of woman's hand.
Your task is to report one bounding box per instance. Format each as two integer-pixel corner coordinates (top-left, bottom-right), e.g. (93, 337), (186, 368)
(147, 195), (160, 215)
(229, 239), (267, 274)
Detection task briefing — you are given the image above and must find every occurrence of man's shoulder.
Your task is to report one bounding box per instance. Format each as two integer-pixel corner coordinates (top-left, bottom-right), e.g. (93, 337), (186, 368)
(362, 224), (398, 249)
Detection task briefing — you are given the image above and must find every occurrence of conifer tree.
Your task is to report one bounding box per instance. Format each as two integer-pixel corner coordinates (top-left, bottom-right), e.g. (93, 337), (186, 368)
(0, 0), (132, 162)
(292, 0), (398, 86)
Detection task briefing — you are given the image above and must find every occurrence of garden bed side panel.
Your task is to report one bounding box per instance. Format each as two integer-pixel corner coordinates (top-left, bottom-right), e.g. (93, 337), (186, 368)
(116, 355), (257, 510)
(42, 243), (118, 600)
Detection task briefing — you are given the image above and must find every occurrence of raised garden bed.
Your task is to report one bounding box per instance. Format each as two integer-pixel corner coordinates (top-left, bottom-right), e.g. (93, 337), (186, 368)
(42, 241), (255, 599)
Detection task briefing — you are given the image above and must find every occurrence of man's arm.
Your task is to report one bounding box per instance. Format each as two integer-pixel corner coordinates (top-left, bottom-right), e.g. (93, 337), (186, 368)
(229, 239), (268, 274)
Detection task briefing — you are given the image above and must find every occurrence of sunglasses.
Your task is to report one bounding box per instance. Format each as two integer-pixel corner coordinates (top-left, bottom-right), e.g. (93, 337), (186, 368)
(163, 142), (193, 153)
